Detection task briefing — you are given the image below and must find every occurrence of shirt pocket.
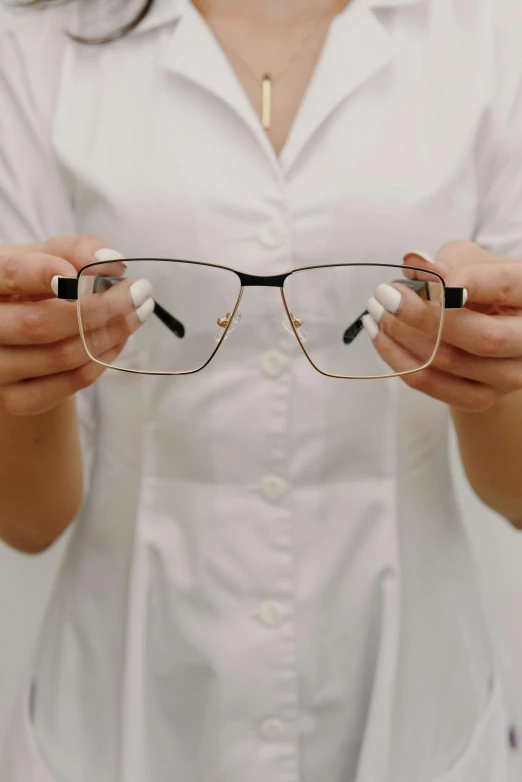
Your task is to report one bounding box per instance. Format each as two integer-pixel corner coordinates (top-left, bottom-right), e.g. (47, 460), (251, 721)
(0, 678), (58, 782)
(432, 676), (507, 782)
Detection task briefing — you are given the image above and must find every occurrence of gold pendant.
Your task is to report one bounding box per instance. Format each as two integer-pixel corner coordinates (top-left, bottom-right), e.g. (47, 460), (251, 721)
(261, 74), (272, 131)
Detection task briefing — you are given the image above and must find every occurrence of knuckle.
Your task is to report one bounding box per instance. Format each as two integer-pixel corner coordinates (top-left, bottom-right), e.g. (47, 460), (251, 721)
(497, 281), (515, 305)
(19, 307), (54, 343)
(403, 368), (429, 391)
(475, 327), (508, 357)
(71, 358), (102, 391)
(0, 254), (20, 294)
(382, 316), (401, 342)
(468, 387), (499, 412)
(438, 240), (477, 263)
(46, 339), (82, 373)
(433, 345), (462, 373)
(72, 233), (106, 262)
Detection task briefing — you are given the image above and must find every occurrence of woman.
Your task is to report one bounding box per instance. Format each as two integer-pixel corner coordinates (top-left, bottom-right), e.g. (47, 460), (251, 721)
(1, 0), (522, 780)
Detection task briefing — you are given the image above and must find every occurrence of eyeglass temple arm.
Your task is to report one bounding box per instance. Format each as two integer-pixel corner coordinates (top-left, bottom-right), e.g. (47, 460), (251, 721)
(56, 277), (185, 339)
(342, 281), (466, 345)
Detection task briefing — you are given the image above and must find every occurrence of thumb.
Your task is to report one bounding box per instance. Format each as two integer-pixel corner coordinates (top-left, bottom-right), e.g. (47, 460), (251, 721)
(42, 233), (126, 273)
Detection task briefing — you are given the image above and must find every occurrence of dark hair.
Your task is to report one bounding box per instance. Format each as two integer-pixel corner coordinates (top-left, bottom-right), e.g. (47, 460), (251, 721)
(26, 0), (156, 43)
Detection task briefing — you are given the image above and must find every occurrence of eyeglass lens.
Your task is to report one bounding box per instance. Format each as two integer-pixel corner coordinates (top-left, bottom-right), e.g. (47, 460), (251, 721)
(77, 260), (443, 377)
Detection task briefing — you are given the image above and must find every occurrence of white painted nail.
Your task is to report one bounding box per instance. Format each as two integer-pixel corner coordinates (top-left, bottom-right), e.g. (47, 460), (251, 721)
(375, 283), (402, 314)
(94, 248), (127, 265)
(51, 275), (64, 296)
(129, 278), (153, 308)
(367, 295), (385, 323)
(136, 297), (155, 323)
(362, 313), (379, 340)
(462, 288), (468, 305)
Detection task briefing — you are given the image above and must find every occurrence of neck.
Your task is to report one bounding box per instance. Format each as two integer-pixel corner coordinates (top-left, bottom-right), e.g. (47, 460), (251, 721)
(193, 0), (345, 26)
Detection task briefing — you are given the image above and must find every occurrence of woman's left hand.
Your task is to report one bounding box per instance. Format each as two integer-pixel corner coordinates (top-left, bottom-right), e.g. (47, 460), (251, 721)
(364, 241), (522, 412)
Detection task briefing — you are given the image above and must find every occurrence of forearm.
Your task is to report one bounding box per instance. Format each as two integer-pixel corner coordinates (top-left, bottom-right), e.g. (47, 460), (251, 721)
(452, 389), (522, 527)
(0, 396), (83, 553)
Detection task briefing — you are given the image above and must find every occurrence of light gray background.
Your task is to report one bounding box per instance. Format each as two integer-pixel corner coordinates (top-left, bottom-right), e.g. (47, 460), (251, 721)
(1, 429), (522, 776)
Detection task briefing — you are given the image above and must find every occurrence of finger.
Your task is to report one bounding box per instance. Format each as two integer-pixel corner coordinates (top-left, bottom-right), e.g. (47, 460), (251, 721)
(377, 308), (522, 394)
(447, 261), (522, 308)
(402, 245), (521, 291)
(0, 342), (127, 416)
(42, 233), (125, 274)
(0, 234), (126, 297)
(441, 308), (522, 359)
(370, 281), (442, 336)
(372, 280), (522, 359)
(427, 340), (522, 395)
(75, 275), (154, 332)
(365, 318), (498, 411)
(407, 242), (518, 276)
(0, 312), (141, 384)
(0, 252), (80, 298)
(0, 276), (151, 345)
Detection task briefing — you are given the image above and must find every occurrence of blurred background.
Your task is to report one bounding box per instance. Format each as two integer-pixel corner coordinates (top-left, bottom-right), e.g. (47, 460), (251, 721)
(1, 427), (522, 776)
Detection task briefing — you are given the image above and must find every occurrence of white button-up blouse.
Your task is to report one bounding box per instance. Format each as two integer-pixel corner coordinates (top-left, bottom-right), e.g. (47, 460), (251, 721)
(1, 1), (522, 780)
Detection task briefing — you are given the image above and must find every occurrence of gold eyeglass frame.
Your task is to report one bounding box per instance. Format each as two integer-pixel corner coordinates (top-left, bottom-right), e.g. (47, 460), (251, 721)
(55, 260), (466, 380)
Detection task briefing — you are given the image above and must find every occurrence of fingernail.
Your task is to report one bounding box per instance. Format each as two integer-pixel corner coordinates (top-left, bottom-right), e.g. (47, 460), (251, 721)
(362, 313), (379, 340)
(51, 275), (64, 296)
(136, 297), (155, 323)
(129, 278), (153, 308)
(463, 288), (468, 305)
(367, 295), (385, 323)
(94, 248), (127, 266)
(404, 251), (434, 264)
(375, 283), (402, 314)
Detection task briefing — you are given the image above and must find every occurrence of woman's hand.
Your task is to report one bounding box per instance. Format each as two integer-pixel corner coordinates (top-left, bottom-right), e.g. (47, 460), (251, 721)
(363, 241), (522, 412)
(0, 234), (148, 416)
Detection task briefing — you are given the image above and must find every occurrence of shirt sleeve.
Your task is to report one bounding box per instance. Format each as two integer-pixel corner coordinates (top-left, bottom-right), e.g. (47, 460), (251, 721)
(0, 6), (97, 497)
(473, 0), (522, 257)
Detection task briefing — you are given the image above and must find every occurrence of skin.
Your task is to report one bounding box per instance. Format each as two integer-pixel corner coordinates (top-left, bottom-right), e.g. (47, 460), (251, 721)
(368, 243), (522, 526)
(0, 234), (139, 551)
(1, 0), (522, 553)
(193, 0), (349, 156)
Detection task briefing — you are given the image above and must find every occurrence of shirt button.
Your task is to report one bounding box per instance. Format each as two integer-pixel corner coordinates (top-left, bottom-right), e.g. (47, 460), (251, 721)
(261, 718), (285, 742)
(260, 475), (288, 503)
(258, 600), (283, 628)
(257, 219), (288, 250)
(260, 349), (288, 379)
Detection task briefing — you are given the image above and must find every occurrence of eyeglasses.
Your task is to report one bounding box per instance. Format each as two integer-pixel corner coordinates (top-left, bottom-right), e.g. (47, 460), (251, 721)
(57, 259), (465, 379)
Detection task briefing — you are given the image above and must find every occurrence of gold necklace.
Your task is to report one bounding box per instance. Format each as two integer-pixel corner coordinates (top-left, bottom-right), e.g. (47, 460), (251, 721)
(215, 11), (335, 131)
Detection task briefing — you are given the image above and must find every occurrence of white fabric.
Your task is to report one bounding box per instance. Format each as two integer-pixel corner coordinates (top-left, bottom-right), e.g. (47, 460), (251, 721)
(1, 0), (521, 779)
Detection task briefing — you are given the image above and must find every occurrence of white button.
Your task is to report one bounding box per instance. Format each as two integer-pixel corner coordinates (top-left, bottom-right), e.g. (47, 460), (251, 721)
(258, 600), (283, 628)
(261, 718), (285, 742)
(257, 220), (288, 250)
(260, 349), (288, 379)
(260, 475), (288, 503)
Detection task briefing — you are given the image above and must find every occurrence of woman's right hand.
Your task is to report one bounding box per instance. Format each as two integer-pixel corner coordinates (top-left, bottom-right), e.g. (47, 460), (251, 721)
(0, 233), (146, 417)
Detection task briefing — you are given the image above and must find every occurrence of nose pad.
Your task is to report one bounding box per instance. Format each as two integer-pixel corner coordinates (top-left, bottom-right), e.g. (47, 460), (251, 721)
(280, 311), (307, 342)
(215, 311), (242, 342)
